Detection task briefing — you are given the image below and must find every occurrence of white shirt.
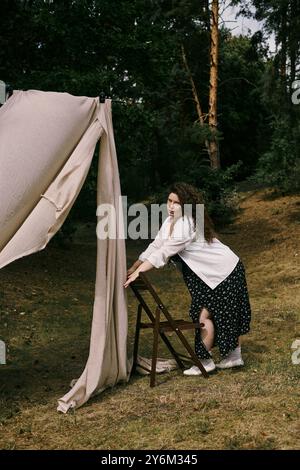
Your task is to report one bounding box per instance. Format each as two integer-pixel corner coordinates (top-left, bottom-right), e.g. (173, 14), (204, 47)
(138, 215), (240, 290)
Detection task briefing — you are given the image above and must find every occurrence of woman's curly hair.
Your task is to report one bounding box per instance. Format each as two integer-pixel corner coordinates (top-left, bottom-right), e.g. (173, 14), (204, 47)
(168, 182), (217, 243)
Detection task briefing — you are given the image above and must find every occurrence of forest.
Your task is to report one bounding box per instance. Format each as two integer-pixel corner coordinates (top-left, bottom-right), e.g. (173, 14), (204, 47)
(1, 0), (299, 229)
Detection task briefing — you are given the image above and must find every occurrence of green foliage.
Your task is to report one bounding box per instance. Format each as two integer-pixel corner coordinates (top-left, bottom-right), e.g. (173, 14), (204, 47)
(218, 32), (270, 176)
(3, 0), (298, 242)
(252, 116), (300, 193)
(232, 0), (300, 194)
(183, 162), (243, 228)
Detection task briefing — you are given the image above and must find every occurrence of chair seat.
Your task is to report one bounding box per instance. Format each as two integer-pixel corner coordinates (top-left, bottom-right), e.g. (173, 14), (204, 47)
(140, 319), (204, 332)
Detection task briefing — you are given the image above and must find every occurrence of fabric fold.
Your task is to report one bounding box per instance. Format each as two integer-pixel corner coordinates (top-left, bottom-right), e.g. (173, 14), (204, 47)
(0, 90), (130, 412)
(57, 100), (129, 412)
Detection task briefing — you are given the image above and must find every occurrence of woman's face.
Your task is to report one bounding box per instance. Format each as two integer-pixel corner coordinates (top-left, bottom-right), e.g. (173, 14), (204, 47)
(167, 192), (182, 219)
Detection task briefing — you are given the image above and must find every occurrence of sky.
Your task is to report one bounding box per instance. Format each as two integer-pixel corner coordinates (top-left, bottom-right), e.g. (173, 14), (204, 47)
(221, 1), (276, 53)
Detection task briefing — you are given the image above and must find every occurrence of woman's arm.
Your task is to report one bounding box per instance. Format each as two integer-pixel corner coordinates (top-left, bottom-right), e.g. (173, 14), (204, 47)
(124, 215), (195, 288)
(127, 259), (143, 276)
(126, 218), (169, 277)
(135, 260), (154, 274)
(145, 217), (195, 269)
(124, 260), (154, 288)
(137, 218), (169, 262)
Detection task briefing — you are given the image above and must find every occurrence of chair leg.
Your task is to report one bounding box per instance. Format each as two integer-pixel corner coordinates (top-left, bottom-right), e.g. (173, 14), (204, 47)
(174, 327), (209, 378)
(150, 306), (160, 387)
(132, 303), (142, 375)
(159, 332), (185, 370)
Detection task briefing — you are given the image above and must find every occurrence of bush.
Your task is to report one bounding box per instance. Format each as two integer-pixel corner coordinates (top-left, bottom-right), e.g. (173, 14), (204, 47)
(252, 117), (300, 194)
(179, 161), (243, 228)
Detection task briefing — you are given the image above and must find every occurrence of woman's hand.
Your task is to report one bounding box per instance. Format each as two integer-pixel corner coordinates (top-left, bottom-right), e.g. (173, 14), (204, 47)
(127, 267), (136, 277)
(127, 260), (143, 278)
(124, 260), (153, 288)
(124, 270), (140, 288)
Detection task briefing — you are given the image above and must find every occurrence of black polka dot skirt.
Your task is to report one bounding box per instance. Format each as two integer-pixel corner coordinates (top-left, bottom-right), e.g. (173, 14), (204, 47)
(170, 254), (252, 359)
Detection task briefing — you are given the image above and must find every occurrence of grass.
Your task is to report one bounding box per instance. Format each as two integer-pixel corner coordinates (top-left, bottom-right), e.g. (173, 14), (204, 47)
(0, 188), (300, 449)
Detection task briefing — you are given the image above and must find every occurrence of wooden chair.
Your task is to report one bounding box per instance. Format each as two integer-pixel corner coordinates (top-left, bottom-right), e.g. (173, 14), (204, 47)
(130, 272), (209, 386)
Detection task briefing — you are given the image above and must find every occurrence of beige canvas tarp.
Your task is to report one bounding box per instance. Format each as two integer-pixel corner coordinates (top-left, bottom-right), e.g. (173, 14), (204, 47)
(0, 90), (129, 412)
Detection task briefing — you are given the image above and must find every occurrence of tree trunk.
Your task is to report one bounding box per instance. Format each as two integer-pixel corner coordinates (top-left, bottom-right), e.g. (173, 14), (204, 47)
(181, 44), (210, 157)
(279, 2), (288, 101)
(181, 44), (205, 125)
(208, 0), (220, 169)
(289, 0), (299, 92)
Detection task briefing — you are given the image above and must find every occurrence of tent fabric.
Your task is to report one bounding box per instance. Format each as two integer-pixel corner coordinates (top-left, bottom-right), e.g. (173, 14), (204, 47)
(0, 90), (129, 412)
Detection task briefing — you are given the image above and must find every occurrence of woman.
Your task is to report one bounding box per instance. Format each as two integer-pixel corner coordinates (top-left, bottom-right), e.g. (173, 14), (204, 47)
(124, 182), (251, 375)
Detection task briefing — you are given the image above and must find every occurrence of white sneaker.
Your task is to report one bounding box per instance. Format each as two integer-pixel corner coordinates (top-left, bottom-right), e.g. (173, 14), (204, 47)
(183, 365), (202, 376)
(183, 359), (216, 375)
(216, 357), (244, 369)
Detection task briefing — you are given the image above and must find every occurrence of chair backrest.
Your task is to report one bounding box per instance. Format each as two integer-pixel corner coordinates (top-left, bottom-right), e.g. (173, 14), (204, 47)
(131, 273), (168, 318)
